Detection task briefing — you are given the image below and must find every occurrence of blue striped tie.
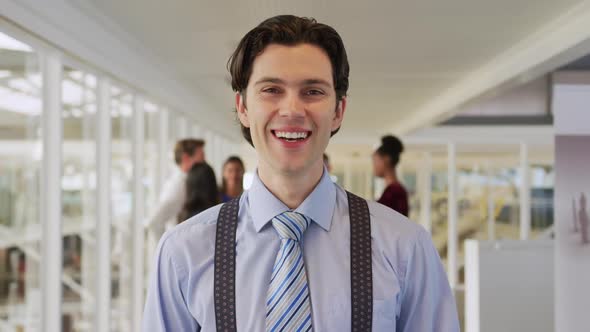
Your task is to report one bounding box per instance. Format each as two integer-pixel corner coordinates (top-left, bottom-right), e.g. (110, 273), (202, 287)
(266, 211), (313, 332)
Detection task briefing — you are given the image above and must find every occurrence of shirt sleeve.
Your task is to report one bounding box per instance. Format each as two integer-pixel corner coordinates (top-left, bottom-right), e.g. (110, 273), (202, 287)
(142, 236), (200, 331)
(397, 230), (460, 331)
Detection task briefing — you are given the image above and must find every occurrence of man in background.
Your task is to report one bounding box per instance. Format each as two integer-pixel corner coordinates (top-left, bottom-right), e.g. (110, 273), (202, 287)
(144, 138), (205, 239)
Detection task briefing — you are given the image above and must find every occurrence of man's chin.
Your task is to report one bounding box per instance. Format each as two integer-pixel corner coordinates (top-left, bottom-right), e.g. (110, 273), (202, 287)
(278, 163), (306, 175)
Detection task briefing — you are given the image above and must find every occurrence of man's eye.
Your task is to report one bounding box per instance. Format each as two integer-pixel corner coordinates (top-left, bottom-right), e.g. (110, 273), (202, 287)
(262, 87), (280, 94)
(305, 89), (324, 96)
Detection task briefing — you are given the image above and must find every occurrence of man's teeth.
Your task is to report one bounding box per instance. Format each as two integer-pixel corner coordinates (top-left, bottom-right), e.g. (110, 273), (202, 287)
(275, 131), (308, 139)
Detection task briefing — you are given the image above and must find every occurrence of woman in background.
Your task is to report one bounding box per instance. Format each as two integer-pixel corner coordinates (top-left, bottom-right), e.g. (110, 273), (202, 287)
(373, 135), (409, 217)
(220, 156), (245, 203)
(177, 162), (219, 223)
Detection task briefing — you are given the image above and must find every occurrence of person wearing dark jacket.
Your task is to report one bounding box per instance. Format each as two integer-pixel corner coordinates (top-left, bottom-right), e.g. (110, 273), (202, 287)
(373, 135), (409, 216)
(177, 162), (219, 223)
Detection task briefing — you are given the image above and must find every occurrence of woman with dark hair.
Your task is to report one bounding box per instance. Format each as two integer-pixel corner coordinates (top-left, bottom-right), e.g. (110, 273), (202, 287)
(177, 162), (220, 223)
(373, 135), (409, 216)
(220, 156), (245, 203)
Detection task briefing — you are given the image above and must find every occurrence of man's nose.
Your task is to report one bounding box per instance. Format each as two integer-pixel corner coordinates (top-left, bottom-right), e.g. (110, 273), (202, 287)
(278, 92), (305, 118)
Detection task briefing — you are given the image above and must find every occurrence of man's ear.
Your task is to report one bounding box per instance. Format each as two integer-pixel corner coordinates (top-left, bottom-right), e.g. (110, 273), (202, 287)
(236, 93), (250, 128)
(332, 97), (346, 131)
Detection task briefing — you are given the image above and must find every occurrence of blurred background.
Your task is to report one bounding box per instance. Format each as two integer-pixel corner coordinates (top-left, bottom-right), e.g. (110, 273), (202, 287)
(2, 1), (590, 331)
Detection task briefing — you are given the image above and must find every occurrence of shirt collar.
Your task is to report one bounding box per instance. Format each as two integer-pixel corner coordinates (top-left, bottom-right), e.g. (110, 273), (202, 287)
(248, 167), (336, 233)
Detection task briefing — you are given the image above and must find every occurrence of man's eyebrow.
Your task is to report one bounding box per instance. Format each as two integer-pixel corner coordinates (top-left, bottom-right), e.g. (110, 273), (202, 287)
(253, 77), (333, 87)
(302, 79), (332, 87)
(253, 77), (285, 86)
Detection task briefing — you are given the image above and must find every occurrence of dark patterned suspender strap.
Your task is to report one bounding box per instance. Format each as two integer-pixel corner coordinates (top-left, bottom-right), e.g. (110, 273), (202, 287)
(214, 193), (371, 331)
(347, 191), (373, 332)
(214, 197), (240, 332)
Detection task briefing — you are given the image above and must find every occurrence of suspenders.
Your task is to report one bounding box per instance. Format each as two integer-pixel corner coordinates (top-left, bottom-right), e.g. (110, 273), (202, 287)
(214, 191), (373, 331)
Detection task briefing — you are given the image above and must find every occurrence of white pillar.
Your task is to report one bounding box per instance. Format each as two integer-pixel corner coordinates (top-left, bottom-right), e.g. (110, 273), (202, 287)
(146, 108), (169, 270)
(96, 77), (112, 332)
(158, 109), (169, 193)
(487, 162), (496, 241)
(132, 96), (145, 332)
(40, 50), (63, 332)
(419, 152), (433, 233)
(81, 73), (96, 325)
(447, 143), (458, 289)
(464, 240), (480, 332)
(519, 142), (531, 240)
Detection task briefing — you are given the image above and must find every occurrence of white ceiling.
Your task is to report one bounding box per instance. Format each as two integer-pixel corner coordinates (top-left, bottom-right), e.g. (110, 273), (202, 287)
(64, 0), (587, 138)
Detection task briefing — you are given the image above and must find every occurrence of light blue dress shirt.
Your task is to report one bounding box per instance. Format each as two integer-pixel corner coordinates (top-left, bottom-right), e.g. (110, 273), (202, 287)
(143, 169), (460, 331)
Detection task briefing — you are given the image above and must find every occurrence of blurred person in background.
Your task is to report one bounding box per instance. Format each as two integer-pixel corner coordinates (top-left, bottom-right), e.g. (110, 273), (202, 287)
(373, 135), (409, 216)
(220, 156), (245, 203)
(177, 162), (219, 223)
(144, 138), (205, 238)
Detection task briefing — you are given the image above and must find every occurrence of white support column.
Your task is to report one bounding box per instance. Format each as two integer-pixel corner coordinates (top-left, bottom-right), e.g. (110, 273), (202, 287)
(158, 109), (169, 192)
(146, 108), (169, 269)
(419, 152), (433, 233)
(519, 143), (531, 240)
(40, 50), (63, 332)
(96, 77), (112, 332)
(447, 143), (458, 289)
(487, 162), (496, 241)
(464, 240), (480, 332)
(131, 96), (145, 332)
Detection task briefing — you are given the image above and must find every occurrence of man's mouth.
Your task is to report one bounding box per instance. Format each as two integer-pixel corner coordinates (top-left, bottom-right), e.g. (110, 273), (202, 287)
(271, 130), (312, 142)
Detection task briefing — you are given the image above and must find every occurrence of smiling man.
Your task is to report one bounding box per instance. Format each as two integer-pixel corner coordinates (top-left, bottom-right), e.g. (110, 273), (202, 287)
(143, 15), (460, 331)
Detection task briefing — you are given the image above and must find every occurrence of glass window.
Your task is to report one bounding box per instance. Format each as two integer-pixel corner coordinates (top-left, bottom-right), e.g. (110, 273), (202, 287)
(401, 170), (418, 221)
(167, 110), (179, 179)
(431, 159), (449, 238)
(143, 101), (160, 278)
(61, 65), (97, 331)
(490, 165), (520, 240)
(110, 85), (134, 332)
(143, 101), (159, 219)
(0, 31), (42, 331)
(530, 164), (554, 234)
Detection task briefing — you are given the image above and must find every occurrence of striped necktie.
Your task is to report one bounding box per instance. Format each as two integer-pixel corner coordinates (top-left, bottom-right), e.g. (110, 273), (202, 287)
(266, 211), (313, 332)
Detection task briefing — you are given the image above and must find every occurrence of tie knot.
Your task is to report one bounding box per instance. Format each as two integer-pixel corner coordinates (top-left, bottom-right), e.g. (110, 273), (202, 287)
(271, 212), (311, 241)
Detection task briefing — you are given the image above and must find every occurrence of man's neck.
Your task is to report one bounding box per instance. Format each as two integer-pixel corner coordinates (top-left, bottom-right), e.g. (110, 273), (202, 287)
(180, 163), (190, 173)
(258, 161), (324, 210)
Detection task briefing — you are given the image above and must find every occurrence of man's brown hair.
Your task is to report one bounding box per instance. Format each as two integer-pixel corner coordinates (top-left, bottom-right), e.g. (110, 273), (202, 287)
(227, 15), (350, 146)
(174, 139), (205, 165)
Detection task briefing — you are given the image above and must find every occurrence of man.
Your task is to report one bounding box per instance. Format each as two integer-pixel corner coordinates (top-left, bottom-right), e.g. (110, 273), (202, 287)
(144, 138), (205, 238)
(143, 15), (459, 331)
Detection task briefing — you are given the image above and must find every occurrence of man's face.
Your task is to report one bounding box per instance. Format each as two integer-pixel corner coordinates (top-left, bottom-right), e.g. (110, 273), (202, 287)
(236, 43), (346, 176)
(182, 147), (205, 171)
